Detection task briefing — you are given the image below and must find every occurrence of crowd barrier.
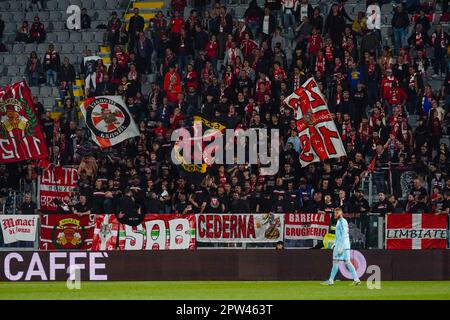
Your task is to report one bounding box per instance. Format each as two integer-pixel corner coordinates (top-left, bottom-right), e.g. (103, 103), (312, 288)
(1, 250), (450, 281)
(0, 213), (448, 250)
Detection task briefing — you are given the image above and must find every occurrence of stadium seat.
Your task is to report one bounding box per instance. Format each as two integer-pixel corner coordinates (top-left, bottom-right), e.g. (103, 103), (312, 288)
(37, 43), (48, 53)
(15, 55), (28, 66)
(61, 43), (74, 53)
(49, 11), (62, 22)
(57, 31), (70, 42)
(81, 32), (94, 43)
(46, 1), (58, 11)
(7, 65), (19, 75)
(40, 86), (52, 97)
(69, 32), (82, 42)
(30, 86), (39, 96)
(12, 44), (25, 54)
(94, 0), (107, 10)
(3, 55), (15, 66)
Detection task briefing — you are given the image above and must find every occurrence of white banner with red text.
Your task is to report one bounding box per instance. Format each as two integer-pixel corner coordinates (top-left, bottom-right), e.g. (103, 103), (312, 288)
(196, 213), (284, 243)
(0, 215), (38, 244)
(39, 166), (78, 211)
(284, 213), (331, 240)
(92, 214), (196, 250)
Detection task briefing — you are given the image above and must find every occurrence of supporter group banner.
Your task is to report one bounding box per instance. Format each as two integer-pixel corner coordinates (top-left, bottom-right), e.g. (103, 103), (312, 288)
(0, 215), (38, 244)
(39, 166), (78, 211)
(81, 96), (139, 149)
(284, 213), (331, 240)
(385, 213), (448, 249)
(284, 77), (346, 167)
(40, 214), (96, 250)
(0, 81), (49, 162)
(92, 214), (196, 250)
(196, 214), (284, 243)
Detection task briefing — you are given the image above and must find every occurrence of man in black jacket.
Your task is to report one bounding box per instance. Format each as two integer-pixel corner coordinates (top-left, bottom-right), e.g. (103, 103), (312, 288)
(81, 8), (91, 29)
(134, 32), (153, 74)
(58, 57), (76, 99)
(128, 8), (145, 49)
(391, 4), (409, 55)
(260, 6), (276, 42)
(216, 5), (233, 59)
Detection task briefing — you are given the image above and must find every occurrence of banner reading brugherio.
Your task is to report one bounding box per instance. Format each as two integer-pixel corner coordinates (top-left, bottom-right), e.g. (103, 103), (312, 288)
(40, 214), (96, 250)
(386, 213), (448, 249)
(0, 215), (38, 244)
(39, 166), (78, 211)
(284, 213), (331, 240)
(92, 214), (196, 250)
(196, 213), (284, 243)
(284, 78), (346, 167)
(0, 81), (49, 162)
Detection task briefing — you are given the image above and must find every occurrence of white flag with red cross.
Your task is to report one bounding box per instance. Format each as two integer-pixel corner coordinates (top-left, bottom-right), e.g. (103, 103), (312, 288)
(81, 96), (139, 148)
(385, 213), (448, 249)
(284, 77), (346, 167)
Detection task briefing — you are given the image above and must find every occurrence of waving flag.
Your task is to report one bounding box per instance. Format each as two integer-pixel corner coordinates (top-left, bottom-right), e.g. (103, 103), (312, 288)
(284, 78), (346, 167)
(81, 96), (139, 148)
(0, 81), (49, 163)
(422, 96), (432, 114)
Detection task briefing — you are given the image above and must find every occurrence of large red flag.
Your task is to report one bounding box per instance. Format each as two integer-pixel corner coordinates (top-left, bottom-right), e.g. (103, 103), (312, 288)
(0, 81), (49, 162)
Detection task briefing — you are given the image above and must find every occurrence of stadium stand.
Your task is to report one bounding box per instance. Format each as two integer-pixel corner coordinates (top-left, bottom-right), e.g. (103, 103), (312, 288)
(0, 0), (449, 251)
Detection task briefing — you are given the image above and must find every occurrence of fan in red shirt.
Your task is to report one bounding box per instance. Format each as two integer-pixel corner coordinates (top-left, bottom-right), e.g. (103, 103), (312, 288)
(170, 11), (184, 34)
(307, 28), (322, 56)
(185, 64), (198, 90)
(380, 69), (399, 100)
(163, 64), (182, 104)
(205, 36), (218, 60)
(241, 33), (258, 59)
(273, 62), (287, 82)
(114, 46), (129, 71)
(386, 85), (407, 107)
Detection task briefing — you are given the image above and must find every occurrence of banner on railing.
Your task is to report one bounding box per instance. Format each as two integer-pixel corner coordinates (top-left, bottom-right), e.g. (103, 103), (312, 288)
(40, 214), (95, 250)
(284, 213), (331, 240)
(39, 166), (78, 211)
(385, 213), (448, 249)
(0, 215), (38, 244)
(196, 213), (284, 243)
(92, 214), (196, 250)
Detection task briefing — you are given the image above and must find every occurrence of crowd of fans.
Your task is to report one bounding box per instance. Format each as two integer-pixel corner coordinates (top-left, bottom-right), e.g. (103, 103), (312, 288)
(1, 0), (450, 221)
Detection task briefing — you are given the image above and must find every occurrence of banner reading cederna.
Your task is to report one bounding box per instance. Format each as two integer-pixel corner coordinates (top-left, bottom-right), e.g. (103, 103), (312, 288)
(196, 213), (284, 243)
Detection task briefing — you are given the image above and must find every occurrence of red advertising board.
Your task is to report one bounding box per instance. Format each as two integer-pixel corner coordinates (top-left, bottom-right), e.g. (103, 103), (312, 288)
(284, 213), (331, 240)
(92, 214), (196, 250)
(386, 213), (448, 249)
(39, 166), (78, 211)
(40, 214), (96, 250)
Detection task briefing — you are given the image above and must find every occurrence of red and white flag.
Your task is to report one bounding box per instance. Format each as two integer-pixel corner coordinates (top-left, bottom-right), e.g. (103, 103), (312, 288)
(0, 81), (49, 162)
(386, 213), (448, 249)
(284, 78), (346, 167)
(81, 96), (139, 148)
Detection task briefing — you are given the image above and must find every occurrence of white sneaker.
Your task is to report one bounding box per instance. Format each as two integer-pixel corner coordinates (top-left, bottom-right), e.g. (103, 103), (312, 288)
(320, 280), (334, 286)
(349, 280), (361, 286)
